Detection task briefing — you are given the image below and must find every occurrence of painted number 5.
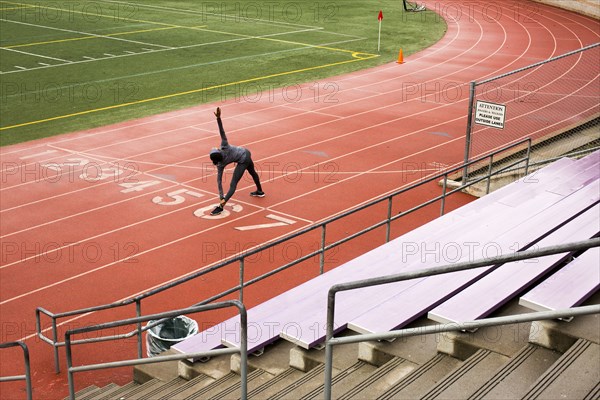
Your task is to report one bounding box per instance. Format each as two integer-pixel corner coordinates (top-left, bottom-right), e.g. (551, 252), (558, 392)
(153, 189), (204, 206)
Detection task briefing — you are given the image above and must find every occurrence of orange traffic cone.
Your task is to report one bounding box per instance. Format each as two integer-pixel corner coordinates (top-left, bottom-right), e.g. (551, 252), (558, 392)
(397, 49), (404, 64)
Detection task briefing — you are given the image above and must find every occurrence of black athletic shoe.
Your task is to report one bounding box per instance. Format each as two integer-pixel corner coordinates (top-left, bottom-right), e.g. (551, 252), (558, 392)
(250, 190), (265, 197)
(211, 205), (224, 215)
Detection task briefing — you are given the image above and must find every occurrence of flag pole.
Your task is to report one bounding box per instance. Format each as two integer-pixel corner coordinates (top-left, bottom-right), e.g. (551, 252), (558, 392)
(377, 10), (383, 52)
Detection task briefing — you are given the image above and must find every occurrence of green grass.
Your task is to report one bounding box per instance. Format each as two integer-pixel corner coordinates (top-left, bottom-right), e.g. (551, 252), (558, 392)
(0, 0), (446, 146)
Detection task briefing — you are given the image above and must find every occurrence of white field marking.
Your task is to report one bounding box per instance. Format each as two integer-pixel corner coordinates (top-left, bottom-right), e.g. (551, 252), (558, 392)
(1, 45), (70, 62)
(13, 65), (26, 70)
(0, 17), (173, 49)
(100, 0), (328, 30)
(3, 0), (582, 314)
(0, 27), (358, 76)
(1, 37), (362, 102)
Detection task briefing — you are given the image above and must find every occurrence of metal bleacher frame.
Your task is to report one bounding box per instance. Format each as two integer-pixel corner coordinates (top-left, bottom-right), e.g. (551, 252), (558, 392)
(35, 139), (533, 375)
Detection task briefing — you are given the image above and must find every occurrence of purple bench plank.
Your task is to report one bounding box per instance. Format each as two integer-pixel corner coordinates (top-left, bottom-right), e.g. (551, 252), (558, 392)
(345, 180), (599, 336)
(284, 173), (598, 347)
(519, 246), (600, 312)
(428, 203), (600, 324)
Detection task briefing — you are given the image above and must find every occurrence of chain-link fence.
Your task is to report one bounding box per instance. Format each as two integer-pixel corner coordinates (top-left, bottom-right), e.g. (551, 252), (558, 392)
(462, 43), (600, 191)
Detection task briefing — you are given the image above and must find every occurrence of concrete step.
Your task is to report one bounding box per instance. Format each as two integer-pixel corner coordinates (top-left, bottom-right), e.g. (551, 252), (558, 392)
(522, 338), (600, 400)
(209, 369), (272, 400)
(157, 373), (213, 400)
(299, 361), (377, 400)
(74, 383), (116, 400)
(85, 383), (124, 400)
(247, 367), (306, 399)
(266, 363), (326, 400)
(131, 377), (187, 399)
(181, 369), (265, 400)
(468, 344), (562, 399)
(337, 357), (415, 399)
(377, 353), (462, 399)
(420, 349), (509, 399)
(65, 385), (99, 400)
(111, 378), (162, 399)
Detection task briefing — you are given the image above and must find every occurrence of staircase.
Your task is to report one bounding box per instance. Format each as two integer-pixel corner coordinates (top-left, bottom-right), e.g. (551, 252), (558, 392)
(66, 292), (600, 399)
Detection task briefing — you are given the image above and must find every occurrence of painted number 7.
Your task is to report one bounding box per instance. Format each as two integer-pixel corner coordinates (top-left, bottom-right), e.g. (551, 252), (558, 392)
(152, 188), (204, 205)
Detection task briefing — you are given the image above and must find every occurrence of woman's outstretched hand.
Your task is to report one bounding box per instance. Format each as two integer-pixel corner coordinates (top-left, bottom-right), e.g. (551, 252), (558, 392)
(214, 107), (221, 118)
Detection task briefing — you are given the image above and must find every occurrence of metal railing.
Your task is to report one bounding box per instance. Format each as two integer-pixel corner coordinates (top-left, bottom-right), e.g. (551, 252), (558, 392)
(323, 238), (600, 399)
(37, 139), (531, 373)
(64, 300), (247, 400)
(0, 341), (32, 400)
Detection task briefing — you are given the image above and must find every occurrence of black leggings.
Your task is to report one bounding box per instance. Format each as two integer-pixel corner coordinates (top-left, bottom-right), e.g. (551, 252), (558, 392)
(225, 157), (262, 202)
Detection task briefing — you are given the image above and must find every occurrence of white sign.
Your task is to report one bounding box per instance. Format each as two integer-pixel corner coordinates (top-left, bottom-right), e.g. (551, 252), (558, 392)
(475, 100), (506, 129)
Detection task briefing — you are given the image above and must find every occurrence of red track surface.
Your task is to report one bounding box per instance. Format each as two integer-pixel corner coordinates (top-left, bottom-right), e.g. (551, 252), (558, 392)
(1, 1), (599, 399)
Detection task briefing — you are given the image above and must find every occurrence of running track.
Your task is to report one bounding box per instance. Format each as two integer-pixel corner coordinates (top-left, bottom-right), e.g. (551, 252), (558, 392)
(1, 1), (599, 398)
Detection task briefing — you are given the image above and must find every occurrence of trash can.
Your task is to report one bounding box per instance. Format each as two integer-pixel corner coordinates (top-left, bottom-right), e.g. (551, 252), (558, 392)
(145, 315), (198, 357)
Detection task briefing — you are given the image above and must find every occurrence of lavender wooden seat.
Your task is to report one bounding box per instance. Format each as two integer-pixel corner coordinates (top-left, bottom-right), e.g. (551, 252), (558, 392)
(345, 182), (598, 337)
(519, 246), (600, 312)
(284, 170), (599, 346)
(428, 200), (599, 325)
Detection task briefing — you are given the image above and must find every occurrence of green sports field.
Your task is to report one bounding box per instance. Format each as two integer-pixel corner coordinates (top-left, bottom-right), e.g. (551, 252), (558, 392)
(0, 0), (446, 146)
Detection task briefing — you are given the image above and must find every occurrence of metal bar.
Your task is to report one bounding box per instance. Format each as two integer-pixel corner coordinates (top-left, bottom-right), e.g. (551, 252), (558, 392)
(52, 316), (60, 373)
(70, 347), (239, 373)
(330, 239), (598, 294)
(136, 300), (143, 359)
(440, 174), (448, 216)
(239, 258), (245, 304)
(386, 196), (393, 242)
(0, 341), (32, 400)
(486, 154), (494, 194)
(320, 225), (326, 274)
(463, 81), (476, 182)
(329, 305), (600, 346)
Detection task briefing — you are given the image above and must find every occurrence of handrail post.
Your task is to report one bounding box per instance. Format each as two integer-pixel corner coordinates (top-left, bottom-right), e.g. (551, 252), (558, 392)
(386, 196), (393, 242)
(20, 342), (32, 400)
(239, 257), (245, 304)
(440, 174), (448, 216)
(462, 81), (476, 184)
(486, 154), (494, 194)
(66, 332), (75, 400)
(136, 300), (143, 359)
(239, 302), (248, 399)
(52, 316), (60, 373)
(324, 288), (337, 400)
(320, 225), (327, 274)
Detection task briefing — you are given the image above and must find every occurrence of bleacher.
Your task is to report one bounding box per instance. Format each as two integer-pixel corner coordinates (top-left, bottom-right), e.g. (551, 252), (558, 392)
(70, 152), (599, 399)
